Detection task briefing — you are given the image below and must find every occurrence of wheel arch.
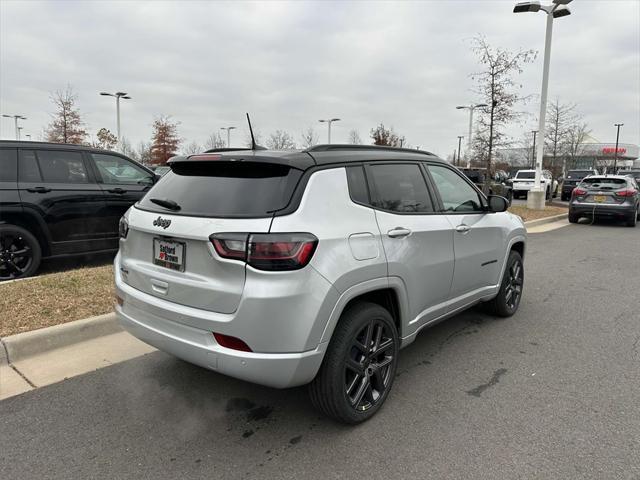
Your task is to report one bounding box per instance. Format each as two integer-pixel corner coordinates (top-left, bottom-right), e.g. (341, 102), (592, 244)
(319, 278), (409, 345)
(0, 211), (52, 256)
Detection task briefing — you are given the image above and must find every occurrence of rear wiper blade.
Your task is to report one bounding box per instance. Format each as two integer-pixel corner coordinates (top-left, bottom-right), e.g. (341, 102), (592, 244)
(150, 198), (181, 211)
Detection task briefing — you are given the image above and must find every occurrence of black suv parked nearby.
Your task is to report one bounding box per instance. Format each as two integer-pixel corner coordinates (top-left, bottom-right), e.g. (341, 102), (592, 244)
(560, 169), (597, 201)
(458, 167), (513, 204)
(0, 141), (157, 280)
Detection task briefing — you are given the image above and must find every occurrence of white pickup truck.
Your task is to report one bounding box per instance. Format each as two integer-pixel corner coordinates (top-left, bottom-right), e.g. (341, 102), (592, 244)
(511, 169), (558, 200)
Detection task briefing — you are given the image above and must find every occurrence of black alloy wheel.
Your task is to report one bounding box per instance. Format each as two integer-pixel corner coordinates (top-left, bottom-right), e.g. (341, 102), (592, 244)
(0, 225), (41, 281)
(483, 250), (524, 317)
(504, 258), (524, 311)
(309, 302), (399, 424)
(344, 319), (395, 411)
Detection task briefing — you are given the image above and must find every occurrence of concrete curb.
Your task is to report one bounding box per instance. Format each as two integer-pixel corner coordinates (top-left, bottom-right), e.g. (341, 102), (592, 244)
(523, 213), (568, 228)
(1, 312), (120, 363)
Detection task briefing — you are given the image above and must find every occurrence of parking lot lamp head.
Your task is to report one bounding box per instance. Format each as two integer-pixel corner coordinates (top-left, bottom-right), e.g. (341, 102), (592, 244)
(318, 118), (341, 144)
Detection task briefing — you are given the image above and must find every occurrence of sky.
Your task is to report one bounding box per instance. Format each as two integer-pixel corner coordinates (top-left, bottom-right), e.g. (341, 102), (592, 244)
(1, 0), (639, 158)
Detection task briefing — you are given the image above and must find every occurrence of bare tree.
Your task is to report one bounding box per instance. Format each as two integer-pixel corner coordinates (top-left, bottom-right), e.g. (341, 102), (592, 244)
(266, 130), (296, 150)
(370, 123), (402, 146)
(94, 128), (117, 150)
(119, 137), (136, 159)
(136, 141), (153, 166)
(300, 127), (318, 148)
(150, 115), (181, 165)
(348, 129), (362, 145)
(565, 122), (591, 171)
(470, 36), (537, 188)
(205, 131), (227, 150)
(182, 141), (202, 155)
(45, 85), (88, 144)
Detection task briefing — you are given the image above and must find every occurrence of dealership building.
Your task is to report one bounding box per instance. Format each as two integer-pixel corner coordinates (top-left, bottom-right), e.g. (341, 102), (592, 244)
(496, 135), (640, 172)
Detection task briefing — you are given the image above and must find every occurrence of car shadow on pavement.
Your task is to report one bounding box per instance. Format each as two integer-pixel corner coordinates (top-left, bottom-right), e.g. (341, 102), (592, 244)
(37, 251), (116, 275)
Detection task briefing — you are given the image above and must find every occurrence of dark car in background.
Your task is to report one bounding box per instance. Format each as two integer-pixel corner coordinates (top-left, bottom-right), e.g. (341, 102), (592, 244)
(618, 169), (640, 186)
(0, 141), (158, 280)
(458, 167), (513, 204)
(569, 175), (639, 227)
(561, 169), (597, 201)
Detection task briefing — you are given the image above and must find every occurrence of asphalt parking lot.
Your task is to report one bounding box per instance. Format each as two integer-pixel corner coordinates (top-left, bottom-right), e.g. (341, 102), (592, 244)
(1, 222), (639, 480)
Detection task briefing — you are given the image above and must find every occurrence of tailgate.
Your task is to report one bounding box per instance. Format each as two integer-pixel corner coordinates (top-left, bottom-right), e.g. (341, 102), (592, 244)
(119, 207), (271, 313)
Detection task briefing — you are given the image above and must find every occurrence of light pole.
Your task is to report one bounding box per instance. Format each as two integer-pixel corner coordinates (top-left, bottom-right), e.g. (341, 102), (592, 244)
(318, 118), (340, 144)
(99, 92), (131, 142)
(456, 103), (488, 167)
(613, 123), (623, 173)
(2, 114), (27, 140)
(457, 136), (464, 166)
(531, 130), (538, 169)
(220, 126), (236, 147)
(514, 0), (573, 209)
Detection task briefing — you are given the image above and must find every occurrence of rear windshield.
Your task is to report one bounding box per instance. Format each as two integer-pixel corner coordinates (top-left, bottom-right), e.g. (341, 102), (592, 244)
(137, 162), (303, 217)
(580, 178), (627, 189)
(515, 171), (535, 179)
(566, 170), (592, 180)
(462, 171), (485, 183)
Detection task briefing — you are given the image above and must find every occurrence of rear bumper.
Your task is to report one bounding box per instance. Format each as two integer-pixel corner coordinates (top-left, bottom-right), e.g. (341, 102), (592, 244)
(570, 203), (636, 217)
(116, 303), (326, 388)
(114, 254), (330, 389)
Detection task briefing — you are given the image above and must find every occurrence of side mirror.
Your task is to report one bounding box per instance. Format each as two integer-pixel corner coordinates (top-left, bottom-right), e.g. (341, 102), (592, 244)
(154, 173), (162, 182)
(488, 195), (509, 213)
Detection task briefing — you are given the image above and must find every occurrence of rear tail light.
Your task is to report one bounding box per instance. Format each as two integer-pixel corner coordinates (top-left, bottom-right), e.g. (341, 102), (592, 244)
(119, 216), (129, 239)
(210, 232), (318, 271)
(210, 233), (248, 260)
(573, 187), (587, 196)
(616, 189), (637, 197)
(213, 333), (252, 352)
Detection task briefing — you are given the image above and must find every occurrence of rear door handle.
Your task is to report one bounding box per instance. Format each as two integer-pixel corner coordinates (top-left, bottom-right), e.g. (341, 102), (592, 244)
(27, 186), (52, 193)
(107, 188), (126, 194)
(455, 224), (471, 234)
(387, 227), (412, 238)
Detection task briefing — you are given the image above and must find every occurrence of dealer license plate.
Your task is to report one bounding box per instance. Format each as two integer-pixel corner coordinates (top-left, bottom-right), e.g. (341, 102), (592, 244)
(153, 239), (185, 271)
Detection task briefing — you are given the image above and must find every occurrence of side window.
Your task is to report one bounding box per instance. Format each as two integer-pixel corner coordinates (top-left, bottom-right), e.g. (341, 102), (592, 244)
(18, 150), (42, 182)
(427, 164), (484, 213)
(0, 148), (18, 182)
(92, 153), (152, 185)
(346, 165), (370, 205)
(37, 150), (89, 183)
(368, 163), (433, 213)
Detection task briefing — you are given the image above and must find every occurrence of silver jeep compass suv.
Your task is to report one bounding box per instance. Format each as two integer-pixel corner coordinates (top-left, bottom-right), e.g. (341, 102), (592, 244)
(115, 145), (526, 423)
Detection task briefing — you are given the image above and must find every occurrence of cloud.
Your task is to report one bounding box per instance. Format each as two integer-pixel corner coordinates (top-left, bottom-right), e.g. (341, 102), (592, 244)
(1, 0), (638, 156)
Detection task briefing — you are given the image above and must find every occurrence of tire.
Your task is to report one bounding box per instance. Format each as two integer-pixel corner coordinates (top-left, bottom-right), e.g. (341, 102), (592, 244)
(484, 250), (524, 318)
(309, 302), (399, 424)
(561, 193), (569, 202)
(545, 188), (551, 201)
(0, 224), (42, 281)
(626, 212), (637, 228)
(507, 191), (513, 206)
(568, 212), (579, 224)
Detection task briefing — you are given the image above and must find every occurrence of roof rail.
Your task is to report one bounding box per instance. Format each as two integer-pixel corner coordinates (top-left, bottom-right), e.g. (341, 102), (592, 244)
(305, 144), (435, 156)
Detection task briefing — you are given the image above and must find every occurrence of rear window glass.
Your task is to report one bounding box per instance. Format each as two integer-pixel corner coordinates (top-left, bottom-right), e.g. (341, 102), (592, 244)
(0, 148), (18, 182)
(581, 178), (627, 188)
(137, 162), (302, 218)
(515, 171), (535, 179)
(461, 170), (485, 183)
(346, 166), (370, 204)
(566, 171), (592, 180)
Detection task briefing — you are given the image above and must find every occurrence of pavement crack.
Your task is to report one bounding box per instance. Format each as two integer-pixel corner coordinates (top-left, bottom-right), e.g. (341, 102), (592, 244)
(466, 368), (507, 398)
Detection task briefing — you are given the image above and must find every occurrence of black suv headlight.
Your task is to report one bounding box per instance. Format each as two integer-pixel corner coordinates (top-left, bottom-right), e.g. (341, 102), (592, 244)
(119, 216), (129, 239)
